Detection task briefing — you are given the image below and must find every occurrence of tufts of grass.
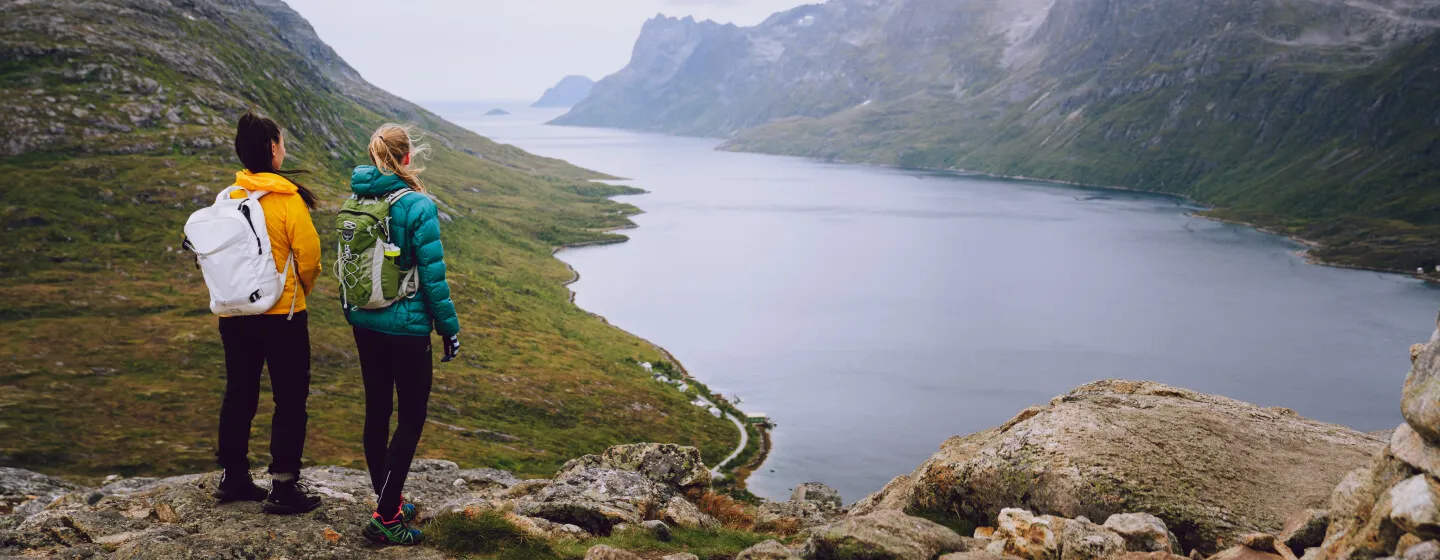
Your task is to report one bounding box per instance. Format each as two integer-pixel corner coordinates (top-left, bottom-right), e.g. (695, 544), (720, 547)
(427, 510), (772, 560)
(428, 510), (560, 560)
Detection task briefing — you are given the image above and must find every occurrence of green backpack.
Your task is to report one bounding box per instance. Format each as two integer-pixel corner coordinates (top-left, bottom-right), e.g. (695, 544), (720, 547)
(335, 189), (419, 310)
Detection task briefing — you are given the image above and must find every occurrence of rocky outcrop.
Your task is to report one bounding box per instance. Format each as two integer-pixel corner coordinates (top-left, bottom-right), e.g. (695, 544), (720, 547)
(1320, 318), (1440, 559)
(803, 509), (970, 560)
(850, 380), (1384, 553)
(556, 443), (711, 494)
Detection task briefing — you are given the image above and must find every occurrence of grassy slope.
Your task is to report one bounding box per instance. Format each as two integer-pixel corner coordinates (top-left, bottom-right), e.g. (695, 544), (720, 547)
(0, 0), (733, 479)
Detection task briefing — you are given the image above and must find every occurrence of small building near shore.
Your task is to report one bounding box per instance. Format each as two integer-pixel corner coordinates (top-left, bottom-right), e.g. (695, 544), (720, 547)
(641, 362), (653, 372)
(708, 406), (723, 418)
(744, 412), (770, 425)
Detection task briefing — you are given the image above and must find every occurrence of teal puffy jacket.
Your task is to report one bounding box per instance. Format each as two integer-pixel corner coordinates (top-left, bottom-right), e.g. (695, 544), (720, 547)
(343, 166), (461, 338)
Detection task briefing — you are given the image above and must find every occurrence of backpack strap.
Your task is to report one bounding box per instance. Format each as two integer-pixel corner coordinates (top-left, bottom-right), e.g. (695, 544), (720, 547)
(384, 188), (414, 205)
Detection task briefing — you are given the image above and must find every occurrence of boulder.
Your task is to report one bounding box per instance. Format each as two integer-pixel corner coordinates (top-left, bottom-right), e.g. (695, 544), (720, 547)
(1104, 513), (1174, 554)
(793, 482), (844, 508)
(0, 468), (80, 517)
(1061, 517), (1127, 560)
(1277, 510), (1329, 552)
(804, 509), (969, 560)
(558, 443), (710, 493)
(850, 380), (1384, 553)
(1406, 540), (1440, 560)
(739, 539), (803, 560)
(587, 544), (644, 560)
(1393, 424), (1440, 477)
(991, 509), (1063, 560)
(1403, 324), (1440, 445)
(515, 468), (670, 535)
(1389, 476), (1440, 539)
(1205, 547), (1284, 560)
(943, 553), (1025, 560)
(664, 554), (701, 560)
(641, 520), (673, 542)
(757, 499), (836, 533)
(1116, 554), (1189, 560)
(663, 495), (720, 529)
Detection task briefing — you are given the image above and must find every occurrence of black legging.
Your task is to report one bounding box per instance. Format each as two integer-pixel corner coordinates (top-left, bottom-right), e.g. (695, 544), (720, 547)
(217, 311), (311, 475)
(353, 326), (433, 517)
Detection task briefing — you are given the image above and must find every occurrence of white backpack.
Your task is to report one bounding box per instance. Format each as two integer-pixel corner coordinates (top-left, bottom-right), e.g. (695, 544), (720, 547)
(183, 186), (296, 318)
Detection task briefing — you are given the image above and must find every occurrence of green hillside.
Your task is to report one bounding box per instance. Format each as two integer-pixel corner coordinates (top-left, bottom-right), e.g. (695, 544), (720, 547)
(0, 0), (734, 479)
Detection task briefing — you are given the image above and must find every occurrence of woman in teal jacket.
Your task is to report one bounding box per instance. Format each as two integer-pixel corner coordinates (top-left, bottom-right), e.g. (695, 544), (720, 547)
(346, 124), (460, 546)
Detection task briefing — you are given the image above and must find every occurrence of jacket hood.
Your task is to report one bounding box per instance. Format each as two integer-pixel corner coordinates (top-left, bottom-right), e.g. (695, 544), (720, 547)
(350, 165), (409, 197)
(234, 170), (299, 194)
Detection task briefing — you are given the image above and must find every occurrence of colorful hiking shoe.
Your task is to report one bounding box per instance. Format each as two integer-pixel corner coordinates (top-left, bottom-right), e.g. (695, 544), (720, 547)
(212, 470), (268, 503)
(363, 511), (424, 546)
(399, 501), (418, 523)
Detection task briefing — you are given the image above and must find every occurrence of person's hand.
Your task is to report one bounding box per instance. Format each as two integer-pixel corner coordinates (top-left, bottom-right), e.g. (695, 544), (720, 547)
(442, 334), (460, 363)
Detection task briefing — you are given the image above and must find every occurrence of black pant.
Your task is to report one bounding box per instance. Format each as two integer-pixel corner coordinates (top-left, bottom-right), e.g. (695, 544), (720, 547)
(217, 311), (311, 475)
(353, 326), (433, 517)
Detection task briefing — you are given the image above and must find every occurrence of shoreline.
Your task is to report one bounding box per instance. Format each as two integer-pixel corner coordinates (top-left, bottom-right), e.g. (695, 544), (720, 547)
(551, 222), (769, 486)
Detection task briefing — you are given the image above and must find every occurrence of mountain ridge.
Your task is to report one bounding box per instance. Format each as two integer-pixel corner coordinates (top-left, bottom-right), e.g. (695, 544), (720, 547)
(555, 0), (1440, 273)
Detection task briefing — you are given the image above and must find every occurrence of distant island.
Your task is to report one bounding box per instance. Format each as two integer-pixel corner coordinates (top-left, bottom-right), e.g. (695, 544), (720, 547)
(533, 75), (594, 108)
(485, 108), (512, 116)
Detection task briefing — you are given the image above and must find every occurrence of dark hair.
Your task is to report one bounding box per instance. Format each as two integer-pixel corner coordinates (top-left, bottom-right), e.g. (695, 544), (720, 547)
(234, 110), (317, 209)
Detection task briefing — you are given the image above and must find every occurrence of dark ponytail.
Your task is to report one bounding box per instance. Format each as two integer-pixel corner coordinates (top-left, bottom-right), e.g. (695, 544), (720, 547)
(234, 110), (317, 210)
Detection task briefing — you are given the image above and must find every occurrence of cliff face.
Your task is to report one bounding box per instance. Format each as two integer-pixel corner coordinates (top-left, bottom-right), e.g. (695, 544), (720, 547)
(555, 0), (1440, 271)
(533, 76), (596, 108)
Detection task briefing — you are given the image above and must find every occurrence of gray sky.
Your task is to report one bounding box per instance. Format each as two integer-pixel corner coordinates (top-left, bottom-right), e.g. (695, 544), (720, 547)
(283, 0), (809, 102)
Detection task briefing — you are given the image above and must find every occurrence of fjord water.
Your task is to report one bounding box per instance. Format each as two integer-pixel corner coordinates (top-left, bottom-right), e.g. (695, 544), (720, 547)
(431, 102), (1440, 503)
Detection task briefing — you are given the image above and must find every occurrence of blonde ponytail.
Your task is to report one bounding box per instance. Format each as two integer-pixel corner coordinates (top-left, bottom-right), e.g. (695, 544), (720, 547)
(367, 123), (431, 192)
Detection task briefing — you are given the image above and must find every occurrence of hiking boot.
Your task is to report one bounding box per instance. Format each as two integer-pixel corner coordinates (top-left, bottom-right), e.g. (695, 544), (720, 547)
(262, 476), (321, 515)
(212, 470), (268, 503)
(363, 510), (424, 546)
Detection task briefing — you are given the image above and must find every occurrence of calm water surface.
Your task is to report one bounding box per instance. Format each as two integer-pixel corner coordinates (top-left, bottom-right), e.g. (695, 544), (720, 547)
(429, 102), (1440, 503)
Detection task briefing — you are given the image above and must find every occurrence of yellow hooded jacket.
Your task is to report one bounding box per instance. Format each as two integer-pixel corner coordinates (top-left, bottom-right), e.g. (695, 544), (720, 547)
(230, 171), (322, 315)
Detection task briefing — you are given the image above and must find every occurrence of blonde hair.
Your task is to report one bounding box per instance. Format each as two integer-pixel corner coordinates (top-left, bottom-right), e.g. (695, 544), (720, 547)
(368, 123), (431, 192)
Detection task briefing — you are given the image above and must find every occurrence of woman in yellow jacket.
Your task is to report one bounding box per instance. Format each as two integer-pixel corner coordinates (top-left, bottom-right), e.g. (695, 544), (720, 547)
(212, 112), (323, 514)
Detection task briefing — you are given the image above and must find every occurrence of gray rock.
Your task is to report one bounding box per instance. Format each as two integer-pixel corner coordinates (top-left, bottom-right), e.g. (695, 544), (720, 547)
(1103, 513), (1173, 553)
(557, 443), (711, 493)
(453, 468), (522, 489)
(587, 544), (643, 560)
(792, 482), (843, 508)
(409, 459), (460, 473)
(1393, 423), (1440, 477)
(515, 468), (670, 535)
(1239, 533), (1277, 553)
(1403, 327), (1440, 445)
(1061, 518), (1126, 560)
(1390, 475), (1440, 539)
(0, 467), (80, 515)
(756, 499), (835, 533)
(737, 539), (802, 560)
(1277, 509), (1329, 552)
(663, 495), (720, 529)
(642, 519), (673, 542)
(993, 509), (1063, 560)
(804, 509), (968, 560)
(1407, 541), (1440, 560)
(942, 553), (1025, 560)
(663, 554), (701, 560)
